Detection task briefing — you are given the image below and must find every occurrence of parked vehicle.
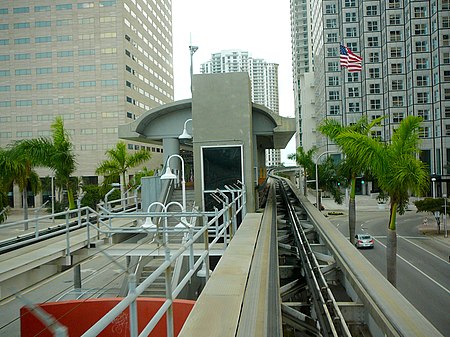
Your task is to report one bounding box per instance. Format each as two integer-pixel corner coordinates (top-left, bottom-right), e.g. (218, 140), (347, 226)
(355, 234), (374, 249)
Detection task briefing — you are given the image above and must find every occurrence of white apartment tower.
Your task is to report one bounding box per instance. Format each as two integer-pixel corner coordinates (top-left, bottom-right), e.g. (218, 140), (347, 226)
(291, 0), (450, 194)
(0, 0), (173, 185)
(200, 50), (281, 167)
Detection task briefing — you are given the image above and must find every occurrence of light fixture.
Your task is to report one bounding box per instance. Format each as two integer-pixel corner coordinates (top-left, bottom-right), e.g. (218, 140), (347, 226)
(160, 166), (177, 180)
(142, 217), (156, 229)
(178, 118), (192, 140)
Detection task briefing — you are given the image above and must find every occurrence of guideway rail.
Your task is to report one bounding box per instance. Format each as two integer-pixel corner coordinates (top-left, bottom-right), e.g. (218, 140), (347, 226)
(276, 179), (351, 337)
(276, 173), (443, 337)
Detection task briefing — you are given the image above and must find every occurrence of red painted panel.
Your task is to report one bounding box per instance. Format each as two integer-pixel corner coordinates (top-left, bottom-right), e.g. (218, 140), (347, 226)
(20, 298), (195, 337)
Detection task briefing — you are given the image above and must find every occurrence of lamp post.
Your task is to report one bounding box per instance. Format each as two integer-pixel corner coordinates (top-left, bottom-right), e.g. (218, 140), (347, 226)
(189, 45), (198, 95)
(443, 194), (448, 238)
(315, 150), (337, 210)
(179, 118), (192, 140)
(431, 177), (440, 229)
(161, 154), (186, 213)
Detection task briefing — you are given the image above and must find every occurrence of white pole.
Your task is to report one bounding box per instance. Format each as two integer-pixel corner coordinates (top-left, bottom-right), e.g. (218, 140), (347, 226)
(315, 150), (336, 209)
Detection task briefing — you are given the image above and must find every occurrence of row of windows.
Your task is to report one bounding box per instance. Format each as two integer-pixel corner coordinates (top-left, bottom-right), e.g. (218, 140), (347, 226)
(0, 64), (117, 76)
(0, 33), (117, 45)
(0, 96), (120, 107)
(0, 80), (119, 92)
(0, 2), (116, 15)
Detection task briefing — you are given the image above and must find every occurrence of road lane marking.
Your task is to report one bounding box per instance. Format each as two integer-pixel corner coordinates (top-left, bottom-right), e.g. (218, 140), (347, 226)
(373, 238), (450, 295)
(399, 236), (448, 264)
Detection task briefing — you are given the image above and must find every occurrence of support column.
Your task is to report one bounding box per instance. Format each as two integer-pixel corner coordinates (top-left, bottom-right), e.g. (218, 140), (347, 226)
(162, 138), (181, 172)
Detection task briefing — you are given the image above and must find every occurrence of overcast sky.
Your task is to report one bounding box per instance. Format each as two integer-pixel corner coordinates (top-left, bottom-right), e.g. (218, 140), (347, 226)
(171, 0), (296, 164)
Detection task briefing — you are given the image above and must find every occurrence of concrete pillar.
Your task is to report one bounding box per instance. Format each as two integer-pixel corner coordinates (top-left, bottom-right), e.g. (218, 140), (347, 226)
(162, 138), (181, 172)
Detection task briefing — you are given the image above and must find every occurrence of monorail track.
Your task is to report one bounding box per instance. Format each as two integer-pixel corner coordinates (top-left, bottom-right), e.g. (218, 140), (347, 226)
(269, 176), (352, 337)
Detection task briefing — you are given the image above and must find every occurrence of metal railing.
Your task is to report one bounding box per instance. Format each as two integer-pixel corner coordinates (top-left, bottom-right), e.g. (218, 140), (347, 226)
(81, 184), (246, 337)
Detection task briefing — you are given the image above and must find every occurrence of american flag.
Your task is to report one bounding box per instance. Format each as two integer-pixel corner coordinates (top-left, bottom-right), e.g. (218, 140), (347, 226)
(340, 44), (363, 72)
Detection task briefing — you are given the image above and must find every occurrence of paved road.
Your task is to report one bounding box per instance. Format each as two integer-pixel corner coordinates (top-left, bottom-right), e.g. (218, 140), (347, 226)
(328, 209), (450, 335)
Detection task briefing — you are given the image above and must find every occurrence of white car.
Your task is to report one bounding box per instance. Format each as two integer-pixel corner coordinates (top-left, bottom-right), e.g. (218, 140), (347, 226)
(355, 234), (374, 249)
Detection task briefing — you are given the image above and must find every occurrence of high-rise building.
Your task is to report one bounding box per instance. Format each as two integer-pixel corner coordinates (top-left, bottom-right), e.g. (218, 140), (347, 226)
(291, 0), (450, 193)
(0, 0), (173, 186)
(200, 50), (281, 166)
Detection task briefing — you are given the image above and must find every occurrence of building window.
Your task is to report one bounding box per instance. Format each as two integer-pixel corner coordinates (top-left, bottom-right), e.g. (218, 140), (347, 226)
(100, 1), (117, 7)
(58, 82), (74, 88)
(415, 41), (428, 52)
(417, 75), (429, 86)
(57, 19), (72, 26)
(328, 76), (339, 86)
(329, 105), (340, 115)
(391, 63), (403, 74)
(13, 7), (29, 14)
(35, 5), (51, 12)
(388, 0), (400, 9)
(14, 53), (31, 60)
(416, 58), (429, 69)
(392, 96), (404, 107)
(366, 5), (378, 15)
(390, 31), (402, 42)
(368, 21), (378, 31)
(444, 70), (450, 81)
(327, 62), (339, 72)
(79, 49), (95, 56)
(56, 4), (73, 10)
(329, 91), (340, 100)
(344, 0), (356, 7)
(369, 68), (380, 78)
(414, 6), (427, 18)
(346, 27), (357, 37)
(57, 51), (74, 57)
(348, 102), (360, 112)
(14, 38), (30, 44)
(417, 109), (430, 120)
(325, 4), (336, 14)
(348, 87), (360, 97)
(390, 47), (402, 57)
(393, 112), (404, 122)
(326, 19), (337, 28)
(15, 84), (32, 91)
(35, 21), (51, 28)
(37, 83), (53, 90)
(414, 23), (428, 35)
(16, 100), (32, 106)
(36, 52), (52, 59)
(417, 92), (429, 103)
(345, 12), (357, 22)
(78, 2), (95, 9)
(347, 73), (359, 82)
(14, 22), (30, 29)
(367, 36), (379, 47)
(79, 81), (96, 87)
(15, 69), (31, 75)
(389, 14), (401, 25)
(57, 66), (74, 73)
(369, 83), (381, 94)
(370, 99), (381, 109)
(327, 33), (338, 43)
(57, 35), (72, 42)
(35, 36), (52, 43)
(418, 127), (430, 138)
(392, 79), (403, 90)
(79, 65), (96, 71)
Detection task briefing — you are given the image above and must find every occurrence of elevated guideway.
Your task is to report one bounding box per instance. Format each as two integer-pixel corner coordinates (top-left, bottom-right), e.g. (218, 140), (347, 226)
(0, 176), (444, 336)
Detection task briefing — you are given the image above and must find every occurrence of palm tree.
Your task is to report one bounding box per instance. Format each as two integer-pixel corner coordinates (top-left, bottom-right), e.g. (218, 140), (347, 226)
(334, 116), (428, 286)
(319, 117), (382, 244)
(96, 142), (151, 205)
(288, 146), (317, 196)
(1, 146), (42, 221)
(14, 117), (77, 209)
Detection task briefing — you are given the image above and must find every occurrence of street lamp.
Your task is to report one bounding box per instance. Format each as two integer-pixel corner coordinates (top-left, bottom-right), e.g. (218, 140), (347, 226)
(443, 194), (448, 238)
(189, 45), (198, 95)
(179, 118), (192, 140)
(431, 177), (440, 228)
(315, 150), (337, 210)
(161, 154), (186, 213)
